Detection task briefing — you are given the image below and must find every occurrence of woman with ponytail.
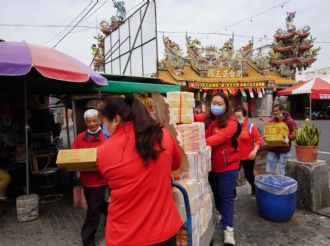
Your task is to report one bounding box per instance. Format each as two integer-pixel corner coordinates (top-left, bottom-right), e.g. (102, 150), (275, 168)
(97, 95), (183, 246)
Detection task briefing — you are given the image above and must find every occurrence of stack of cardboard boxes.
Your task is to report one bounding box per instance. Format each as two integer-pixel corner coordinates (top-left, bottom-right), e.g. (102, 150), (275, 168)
(167, 92), (195, 124)
(168, 92), (214, 246)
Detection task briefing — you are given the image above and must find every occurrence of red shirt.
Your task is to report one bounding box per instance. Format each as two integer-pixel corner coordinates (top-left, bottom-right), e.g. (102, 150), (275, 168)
(267, 112), (297, 153)
(238, 121), (263, 160)
(195, 114), (240, 172)
(72, 130), (107, 188)
(97, 122), (183, 246)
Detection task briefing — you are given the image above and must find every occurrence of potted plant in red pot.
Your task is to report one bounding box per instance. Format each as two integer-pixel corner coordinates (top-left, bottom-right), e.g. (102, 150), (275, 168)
(295, 124), (321, 163)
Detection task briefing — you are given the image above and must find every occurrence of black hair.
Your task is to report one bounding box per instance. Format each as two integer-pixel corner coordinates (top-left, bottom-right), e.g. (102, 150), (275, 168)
(232, 122), (242, 150)
(101, 95), (164, 163)
(234, 107), (247, 117)
(273, 104), (284, 111)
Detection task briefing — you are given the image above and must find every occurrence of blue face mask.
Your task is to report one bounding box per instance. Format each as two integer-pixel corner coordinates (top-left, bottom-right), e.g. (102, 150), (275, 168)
(211, 104), (226, 116)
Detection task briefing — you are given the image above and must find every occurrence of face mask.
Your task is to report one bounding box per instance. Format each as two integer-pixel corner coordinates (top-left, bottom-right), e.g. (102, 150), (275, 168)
(211, 104), (226, 116)
(87, 126), (102, 135)
(276, 113), (283, 119)
(238, 119), (245, 125)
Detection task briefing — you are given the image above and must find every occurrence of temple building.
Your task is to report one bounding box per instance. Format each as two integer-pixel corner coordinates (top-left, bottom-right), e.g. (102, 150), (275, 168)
(158, 35), (295, 116)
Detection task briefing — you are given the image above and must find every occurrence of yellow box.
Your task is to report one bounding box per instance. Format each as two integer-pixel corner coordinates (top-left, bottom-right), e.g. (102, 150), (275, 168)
(264, 122), (289, 147)
(56, 148), (97, 171)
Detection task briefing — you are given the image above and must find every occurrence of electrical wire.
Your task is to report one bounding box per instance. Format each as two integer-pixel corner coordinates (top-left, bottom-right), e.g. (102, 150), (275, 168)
(82, 0), (109, 23)
(158, 30), (263, 40)
(0, 24), (96, 28)
(42, 0), (94, 45)
(214, 0), (290, 33)
(53, 0), (99, 48)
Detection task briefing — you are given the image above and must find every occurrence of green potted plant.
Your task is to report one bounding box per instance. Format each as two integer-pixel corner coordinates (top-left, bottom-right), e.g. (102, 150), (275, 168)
(295, 123), (321, 163)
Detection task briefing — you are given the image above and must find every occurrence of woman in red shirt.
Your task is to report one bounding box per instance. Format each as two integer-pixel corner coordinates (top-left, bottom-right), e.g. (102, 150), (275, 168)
(195, 93), (240, 246)
(234, 107), (263, 199)
(97, 95), (183, 246)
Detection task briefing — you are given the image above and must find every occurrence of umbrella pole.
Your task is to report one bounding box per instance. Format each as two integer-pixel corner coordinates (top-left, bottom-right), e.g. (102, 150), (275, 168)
(24, 78), (30, 195)
(72, 99), (77, 139)
(309, 95), (312, 119)
(65, 107), (71, 148)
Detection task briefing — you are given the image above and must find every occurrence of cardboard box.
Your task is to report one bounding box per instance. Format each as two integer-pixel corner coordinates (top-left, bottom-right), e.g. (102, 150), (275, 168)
(56, 148), (97, 171)
(264, 122), (289, 147)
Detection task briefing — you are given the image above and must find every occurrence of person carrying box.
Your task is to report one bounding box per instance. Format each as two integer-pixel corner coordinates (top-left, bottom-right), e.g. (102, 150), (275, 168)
(72, 109), (108, 246)
(265, 104), (297, 176)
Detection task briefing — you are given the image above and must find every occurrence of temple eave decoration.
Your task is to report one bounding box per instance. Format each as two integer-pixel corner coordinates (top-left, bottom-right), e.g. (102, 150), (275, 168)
(158, 35), (294, 90)
(269, 12), (320, 77)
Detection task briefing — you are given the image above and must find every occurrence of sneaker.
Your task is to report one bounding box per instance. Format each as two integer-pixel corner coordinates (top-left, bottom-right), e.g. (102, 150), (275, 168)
(250, 193), (256, 200)
(224, 226), (235, 245)
(234, 194), (238, 201)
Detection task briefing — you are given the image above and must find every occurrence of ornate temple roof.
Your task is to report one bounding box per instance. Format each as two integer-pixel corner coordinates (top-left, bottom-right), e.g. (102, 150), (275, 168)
(158, 36), (295, 89)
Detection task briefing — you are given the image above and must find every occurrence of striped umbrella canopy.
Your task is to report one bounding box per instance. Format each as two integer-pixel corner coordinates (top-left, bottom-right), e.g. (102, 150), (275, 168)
(277, 77), (330, 100)
(0, 41), (107, 85)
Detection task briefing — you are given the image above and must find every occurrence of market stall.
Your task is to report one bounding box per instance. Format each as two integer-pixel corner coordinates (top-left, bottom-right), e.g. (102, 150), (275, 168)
(0, 41), (107, 200)
(277, 77), (330, 119)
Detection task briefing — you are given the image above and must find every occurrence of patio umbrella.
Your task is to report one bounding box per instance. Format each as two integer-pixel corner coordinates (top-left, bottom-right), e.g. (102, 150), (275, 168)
(0, 41), (107, 194)
(277, 77), (330, 119)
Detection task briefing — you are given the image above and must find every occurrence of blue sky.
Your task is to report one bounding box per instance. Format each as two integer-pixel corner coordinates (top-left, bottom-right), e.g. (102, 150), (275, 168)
(1, 0), (329, 70)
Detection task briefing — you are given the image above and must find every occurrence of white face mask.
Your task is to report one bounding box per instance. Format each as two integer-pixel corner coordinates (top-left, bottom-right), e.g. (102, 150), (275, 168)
(238, 119), (245, 125)
(87, 126), (102, 135)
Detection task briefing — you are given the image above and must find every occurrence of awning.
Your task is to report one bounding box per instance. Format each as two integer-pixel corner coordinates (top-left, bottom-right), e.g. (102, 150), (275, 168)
(277, 77), (330, 100)
(100, 80), (180, 93)
(0, 76), (181, 95)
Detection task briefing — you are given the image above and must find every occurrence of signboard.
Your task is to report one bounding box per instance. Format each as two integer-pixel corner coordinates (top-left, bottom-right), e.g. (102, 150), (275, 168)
(188, 81), (266, 89)
(311, 93), (330, 100)
(104, 0), (157, 77)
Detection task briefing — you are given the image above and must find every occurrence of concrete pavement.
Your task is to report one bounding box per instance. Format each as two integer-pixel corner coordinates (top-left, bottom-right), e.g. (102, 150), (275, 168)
(1, 184), (330, 246)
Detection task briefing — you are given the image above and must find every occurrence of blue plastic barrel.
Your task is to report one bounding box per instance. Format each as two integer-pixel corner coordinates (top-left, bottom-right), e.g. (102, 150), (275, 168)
(255, 175), (298, 222)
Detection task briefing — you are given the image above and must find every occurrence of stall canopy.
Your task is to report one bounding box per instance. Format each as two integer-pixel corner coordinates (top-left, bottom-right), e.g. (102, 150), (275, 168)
(277, 77), (330, 100)
(277, 77), (330, 118)
(99, 80), (180, 93)
(0, 76), (181, 94)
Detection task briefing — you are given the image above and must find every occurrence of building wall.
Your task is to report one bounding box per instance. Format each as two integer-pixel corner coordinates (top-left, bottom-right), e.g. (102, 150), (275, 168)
(255, 89), (273, 117)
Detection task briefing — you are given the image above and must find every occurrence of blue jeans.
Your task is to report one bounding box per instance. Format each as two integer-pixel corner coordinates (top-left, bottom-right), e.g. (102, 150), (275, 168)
(266, 152), (291, 176)
(208, 170), (239, 229)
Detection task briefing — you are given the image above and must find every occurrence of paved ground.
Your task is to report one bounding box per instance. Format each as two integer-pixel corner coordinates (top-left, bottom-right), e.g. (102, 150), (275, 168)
(0, 197), (106, 246)
(1, 184), (330, 246)
(214, 185), (330, 246)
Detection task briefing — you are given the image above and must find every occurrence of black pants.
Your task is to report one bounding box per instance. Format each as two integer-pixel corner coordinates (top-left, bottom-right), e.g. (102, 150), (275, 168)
(81, 185), (108, 245)
(237, 159), (256, 194)
(154, 235), (176, 246)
